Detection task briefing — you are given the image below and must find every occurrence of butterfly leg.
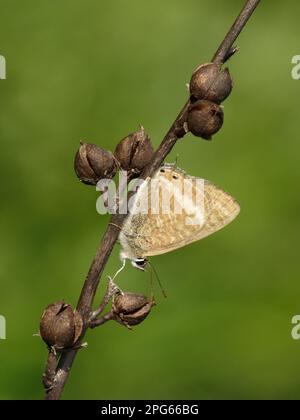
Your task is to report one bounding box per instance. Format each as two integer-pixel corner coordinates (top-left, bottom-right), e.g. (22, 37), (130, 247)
(111, 258), (126, 287)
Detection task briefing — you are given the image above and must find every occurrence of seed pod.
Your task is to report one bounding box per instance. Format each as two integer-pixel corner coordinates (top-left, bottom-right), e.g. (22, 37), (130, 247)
(74, 142), (117, 185)
(40, 301), (83, 350)
(114, 127), (154, 175)
(113, 292), (155, 327)
(190, 63), (233, 104)
(187, 100), (224, 140)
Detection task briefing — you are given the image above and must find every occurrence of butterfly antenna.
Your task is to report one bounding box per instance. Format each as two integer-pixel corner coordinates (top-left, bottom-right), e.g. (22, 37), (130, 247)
(147, 265), (154, 300)
(174, 154), (179, 169)
(148, 260), (167, 298)
(112, 259), (126, 281)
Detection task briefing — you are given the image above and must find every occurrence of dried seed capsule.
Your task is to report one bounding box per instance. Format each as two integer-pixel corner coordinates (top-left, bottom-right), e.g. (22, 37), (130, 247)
(190, 63), (233, 104)
(114, 127), (154, 175)
(113, 293), (149, 314)
(113, 292), (155, 327)
(207, 68), (233, 104)
(187, 100), (224, 140)
(190, 63), (219, 99)
(40, 301), (83, 350)
(74, 142), (117, 185)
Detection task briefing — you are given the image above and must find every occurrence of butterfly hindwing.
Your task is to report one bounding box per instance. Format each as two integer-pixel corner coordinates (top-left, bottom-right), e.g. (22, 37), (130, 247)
(119, 164), (240, 260)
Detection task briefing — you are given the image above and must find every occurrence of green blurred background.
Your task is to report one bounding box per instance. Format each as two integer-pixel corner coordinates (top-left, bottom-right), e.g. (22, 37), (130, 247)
(0, 0), (300, 400)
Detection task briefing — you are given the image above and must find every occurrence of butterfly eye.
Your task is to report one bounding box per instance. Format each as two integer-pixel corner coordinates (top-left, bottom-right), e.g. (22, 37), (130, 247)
(132, 259), (147, 271)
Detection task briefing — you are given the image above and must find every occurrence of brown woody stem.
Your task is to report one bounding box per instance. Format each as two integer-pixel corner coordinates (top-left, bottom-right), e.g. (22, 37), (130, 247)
(90, 278), (121, 321)
(43, 349), (58, 393)
(90, 311), (115, 329)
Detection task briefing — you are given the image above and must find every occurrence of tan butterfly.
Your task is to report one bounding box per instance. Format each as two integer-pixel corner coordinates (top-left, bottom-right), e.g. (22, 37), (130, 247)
(119, 163), (240, 270)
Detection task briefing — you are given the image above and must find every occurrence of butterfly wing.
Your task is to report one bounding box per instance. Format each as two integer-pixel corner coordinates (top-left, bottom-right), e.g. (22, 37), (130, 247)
(119, 165), (240, 259)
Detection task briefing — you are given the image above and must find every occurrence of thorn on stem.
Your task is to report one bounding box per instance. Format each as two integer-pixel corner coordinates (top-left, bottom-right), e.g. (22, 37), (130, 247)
(224, 45), (239, 63)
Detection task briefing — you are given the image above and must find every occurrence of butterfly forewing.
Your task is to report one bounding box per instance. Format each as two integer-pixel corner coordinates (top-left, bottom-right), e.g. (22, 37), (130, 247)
(119, 165), (240, 260)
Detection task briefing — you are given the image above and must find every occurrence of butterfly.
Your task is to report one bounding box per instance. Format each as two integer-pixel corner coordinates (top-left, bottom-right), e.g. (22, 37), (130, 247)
(118, 163), (240, 271)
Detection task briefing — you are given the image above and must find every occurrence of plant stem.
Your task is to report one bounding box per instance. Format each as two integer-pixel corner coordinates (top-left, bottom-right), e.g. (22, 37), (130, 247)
(91, 278), (121, 321)
(90, 311), (115, 329)
(44, 0), (261, 400)
(213, 0), (261, 65)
